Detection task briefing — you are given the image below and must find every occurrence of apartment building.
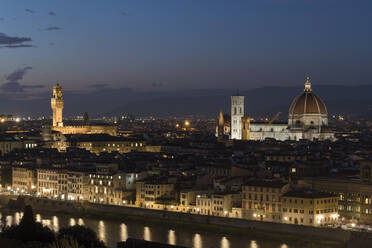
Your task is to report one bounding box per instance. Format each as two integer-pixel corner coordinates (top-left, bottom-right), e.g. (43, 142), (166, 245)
(195, 192), (241, 216)
(37, 168), (65, 198)
(282, 190), (339, 226)
(242, 180), (289, 222)
(67, 171), (89, 201)
(136, 177), (175, 208)
(87, 171), (131, 205)
(12, 167), (36, 193)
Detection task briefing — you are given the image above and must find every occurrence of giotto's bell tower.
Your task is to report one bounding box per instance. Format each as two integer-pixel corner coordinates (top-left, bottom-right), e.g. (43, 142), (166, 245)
(51, 83), (64, 127)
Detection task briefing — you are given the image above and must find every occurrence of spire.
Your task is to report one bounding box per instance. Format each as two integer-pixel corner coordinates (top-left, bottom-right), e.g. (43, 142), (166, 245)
(218, 109), (224, 126)
(304, 76), (312, 92)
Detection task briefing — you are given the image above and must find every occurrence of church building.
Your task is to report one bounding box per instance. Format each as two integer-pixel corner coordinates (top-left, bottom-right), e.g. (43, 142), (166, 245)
(227, 77), (335, 141)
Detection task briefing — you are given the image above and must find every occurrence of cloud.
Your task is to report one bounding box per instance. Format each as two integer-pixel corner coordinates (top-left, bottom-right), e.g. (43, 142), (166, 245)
(0, 44), (36, 49)
(49, 11), (56, 16)
(89, 83), (110, 90)
(0, 32), (34, 49)
(25, 9), (36, 14)
(6, 66), (33, 82)
(23, 85), (44, 89)
(43, 26), (62, 31)
(1, 67), (44, 93)
(121, 11), (133, 16)
(152, 82), (164, 88)
(0, 18), (4, 21)
(1, 82), (27, 92)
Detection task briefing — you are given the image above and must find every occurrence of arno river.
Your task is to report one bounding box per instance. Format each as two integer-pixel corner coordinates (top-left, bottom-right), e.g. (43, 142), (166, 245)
(0, 211), (294, 248)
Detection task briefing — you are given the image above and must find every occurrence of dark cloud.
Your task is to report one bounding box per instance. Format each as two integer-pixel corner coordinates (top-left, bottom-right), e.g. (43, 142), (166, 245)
(152, 82), (164, 88)
(121, 12), (133, 16)
(44, 26), (62, 31)
(25, 9), (36, 14)
(0, 32), (33, 49)
(0, 44), (36, 49)
(49, 42), (55, 46)
(0, 82), (25, 92)
(89, 83), (110, 90)
(49, 11), (56, 16)
(6, 66), (33, 82)
(1, 67), (44, 93)
(23, 85), (44, 89)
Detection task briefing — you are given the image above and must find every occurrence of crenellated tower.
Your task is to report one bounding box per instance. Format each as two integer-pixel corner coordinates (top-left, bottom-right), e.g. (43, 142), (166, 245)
(51, 83), (64, 127)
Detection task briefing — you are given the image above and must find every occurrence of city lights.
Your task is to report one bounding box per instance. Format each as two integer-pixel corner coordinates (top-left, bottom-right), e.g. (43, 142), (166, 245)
(0, 2), (370, 247)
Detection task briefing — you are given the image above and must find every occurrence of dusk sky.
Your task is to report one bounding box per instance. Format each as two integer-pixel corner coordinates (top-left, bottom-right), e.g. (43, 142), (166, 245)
(1, 0), (371, 94)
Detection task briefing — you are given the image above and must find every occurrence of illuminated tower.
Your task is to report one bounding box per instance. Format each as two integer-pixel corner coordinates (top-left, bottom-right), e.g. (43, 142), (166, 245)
(231, 94), (244, 139)
(51, 83), (64, 127)
(217, 109), (225, 138)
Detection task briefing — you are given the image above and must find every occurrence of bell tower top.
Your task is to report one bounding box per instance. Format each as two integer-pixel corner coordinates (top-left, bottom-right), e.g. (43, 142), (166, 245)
(51, 83), (64, 127)
(304, 76), (312, 92)
(53, 83), (63, 99)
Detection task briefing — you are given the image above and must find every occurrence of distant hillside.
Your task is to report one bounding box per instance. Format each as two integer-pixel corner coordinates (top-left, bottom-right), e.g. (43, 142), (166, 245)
(108, 85), (372, 118)
(0, 85), (371, 118)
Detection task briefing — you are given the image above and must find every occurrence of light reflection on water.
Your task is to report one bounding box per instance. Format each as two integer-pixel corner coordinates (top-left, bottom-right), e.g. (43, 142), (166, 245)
(69, 218), (76, 226)
(250, 240), (258, 248)
(120, 223), (128, 241)
(221, 236), (230, 248)
(6, 215), (12, 227)
(143, 226), (151, 241)
(168, 229), (176, 245)
(78, 218), (84, 226)
(98, 220), (106, 243)
(0, 211), (292, 248)
(36, 214), (41, 222)
(193, 233), (202, 248)
(14, 212), (21, 225)
(52, 216), (59, 232)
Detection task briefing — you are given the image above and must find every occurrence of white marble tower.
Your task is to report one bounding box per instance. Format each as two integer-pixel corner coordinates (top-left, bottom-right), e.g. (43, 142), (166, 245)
(231, 94), (244, 139)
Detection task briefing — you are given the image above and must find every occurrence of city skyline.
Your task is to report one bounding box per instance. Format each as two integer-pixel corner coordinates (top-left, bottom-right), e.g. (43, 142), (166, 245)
(1, 0), (371, 97)
(2, 2), (372, 248)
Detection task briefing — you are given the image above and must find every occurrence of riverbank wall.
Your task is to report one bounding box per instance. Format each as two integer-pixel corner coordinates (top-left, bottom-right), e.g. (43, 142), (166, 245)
(3, 195), (372, 247)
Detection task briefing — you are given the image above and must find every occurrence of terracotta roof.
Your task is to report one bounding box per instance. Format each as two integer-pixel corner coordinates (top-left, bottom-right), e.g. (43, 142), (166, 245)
(289, 79), (327, 116)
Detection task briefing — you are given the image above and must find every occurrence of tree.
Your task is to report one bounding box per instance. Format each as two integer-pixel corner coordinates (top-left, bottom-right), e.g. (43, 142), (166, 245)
(1, 205), (55, 244)
(49, 238), (82, 248)
(58, 226), (106, 248)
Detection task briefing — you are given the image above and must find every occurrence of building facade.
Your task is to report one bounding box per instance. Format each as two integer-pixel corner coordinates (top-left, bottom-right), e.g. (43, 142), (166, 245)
(49, 83), (118, 136)
(230, 77), (335, 141)
(51, 84), (64, 127)
(37, 168), (63, 198)
(282, 190), (339, 226)
(136, 179), (175, 208)
(231, 94), (244, 140)
(12, 167), (36, 193)
(242, 181), (289, 222)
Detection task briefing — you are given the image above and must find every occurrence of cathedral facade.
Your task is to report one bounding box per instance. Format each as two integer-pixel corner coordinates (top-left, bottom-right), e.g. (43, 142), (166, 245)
(227, 77), (335, 141)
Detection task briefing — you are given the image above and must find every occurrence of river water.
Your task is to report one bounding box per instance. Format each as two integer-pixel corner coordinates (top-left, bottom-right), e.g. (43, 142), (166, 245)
(0, 211), (296, 248)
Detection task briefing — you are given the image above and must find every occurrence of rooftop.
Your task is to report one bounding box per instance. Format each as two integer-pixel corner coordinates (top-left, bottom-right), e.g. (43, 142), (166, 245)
(283, 189), (337, 199)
